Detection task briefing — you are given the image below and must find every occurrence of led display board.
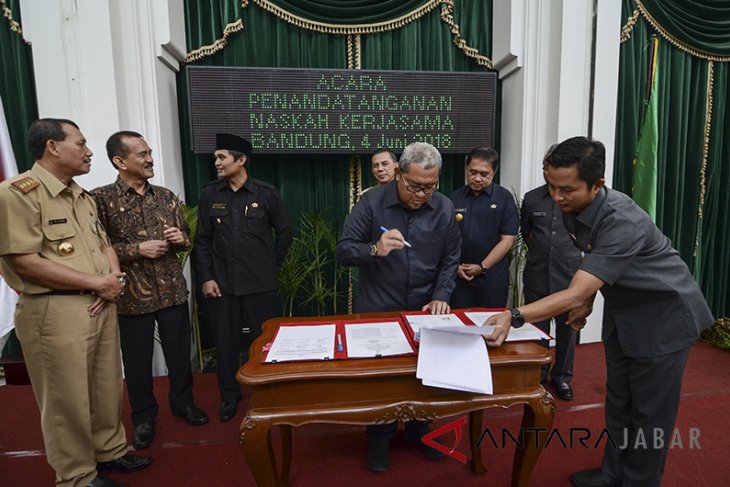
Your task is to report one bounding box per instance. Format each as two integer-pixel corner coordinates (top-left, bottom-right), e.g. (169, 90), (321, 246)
(187, 66), (496, 154)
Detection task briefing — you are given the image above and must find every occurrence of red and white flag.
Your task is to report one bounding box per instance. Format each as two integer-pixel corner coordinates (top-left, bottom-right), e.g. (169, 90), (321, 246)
(0, 94), (20, 347)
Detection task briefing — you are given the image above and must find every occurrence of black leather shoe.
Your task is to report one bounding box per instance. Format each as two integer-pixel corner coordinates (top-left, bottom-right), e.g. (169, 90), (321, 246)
(404, 423), (445, 461)
(97, 453), (152, 474)
(133, 421), (154, 449)
(219, 400), (238, 422)
(570, 468), (620, 487)
(174, 404), (209, 426)
(554, 382), (574, 401)
(366, 435), (392, 472)
(87, 476), (128, 487)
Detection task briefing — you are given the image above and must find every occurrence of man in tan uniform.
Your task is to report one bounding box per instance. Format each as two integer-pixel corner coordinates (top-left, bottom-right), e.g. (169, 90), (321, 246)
(0, 119), (151, 487)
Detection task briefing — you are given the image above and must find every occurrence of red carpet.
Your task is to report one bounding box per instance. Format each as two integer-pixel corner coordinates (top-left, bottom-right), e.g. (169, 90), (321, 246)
(1, 341), (728, 486)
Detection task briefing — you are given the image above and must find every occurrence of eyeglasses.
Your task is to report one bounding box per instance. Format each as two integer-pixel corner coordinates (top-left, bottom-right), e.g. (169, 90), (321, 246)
(399, 175), (439, 195)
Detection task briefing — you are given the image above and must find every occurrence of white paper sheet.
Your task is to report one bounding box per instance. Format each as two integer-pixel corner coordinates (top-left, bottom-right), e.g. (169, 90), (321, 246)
(416, 327), (493, 394)
(463, 311), (503, 326)
(404, 313), (466, 340)
(265, 324), (336, 363)
(463, 311), (551, 341)
(344, 321), (414, 358)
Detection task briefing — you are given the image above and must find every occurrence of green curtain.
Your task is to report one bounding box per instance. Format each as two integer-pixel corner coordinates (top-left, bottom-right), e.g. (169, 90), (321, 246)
(615, 0), (729, 318)
(252, 0), (438, 25)
(638, 0), (730, 57)
(358, 0), (493, 191)
(179, 0), (494, 318)
(698, 62), (729, 318)
(0, 0), (38, 171)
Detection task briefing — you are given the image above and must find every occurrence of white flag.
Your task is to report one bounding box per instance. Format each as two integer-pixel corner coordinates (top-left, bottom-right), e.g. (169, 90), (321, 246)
(0, 94), (19, 346)
(0, 95), (18, 181)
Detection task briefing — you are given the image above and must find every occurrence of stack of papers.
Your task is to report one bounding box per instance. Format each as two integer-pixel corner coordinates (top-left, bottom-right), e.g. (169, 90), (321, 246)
(413, 310), (551, 394)
(416, 327), (493, 394)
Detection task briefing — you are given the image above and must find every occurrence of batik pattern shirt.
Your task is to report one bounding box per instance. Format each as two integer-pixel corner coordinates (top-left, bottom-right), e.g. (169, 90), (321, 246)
(92, 177), (189, 315)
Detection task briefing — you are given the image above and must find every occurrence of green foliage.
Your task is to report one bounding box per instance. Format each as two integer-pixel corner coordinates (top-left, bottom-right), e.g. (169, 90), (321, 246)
(508, 189), (526, 307)
(278, 209), (347, 316)
(701, 318), (730, 351)
(177, 204), (198, 268)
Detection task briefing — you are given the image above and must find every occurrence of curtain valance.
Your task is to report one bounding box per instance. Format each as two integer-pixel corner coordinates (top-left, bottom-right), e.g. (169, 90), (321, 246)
(637, 0), (730, 61)
(248, 0), (442, 33)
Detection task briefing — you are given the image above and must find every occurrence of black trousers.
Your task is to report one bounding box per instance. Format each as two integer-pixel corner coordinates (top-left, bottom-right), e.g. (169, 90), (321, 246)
(367, 420), (430, 440)
(601, 329), (690, 487)
(208, 290), (279, 403)
(525, 289), (577, 384)
(450, 280), (508, 309)
(118, 302), (194, 426)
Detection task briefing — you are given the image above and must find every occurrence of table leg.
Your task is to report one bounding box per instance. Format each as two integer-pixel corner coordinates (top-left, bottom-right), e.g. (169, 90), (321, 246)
(279, 424), (292, 484)
(511, 390), (556, 487)
(469, 410), (487, 474)
(241, 417), (283, 487)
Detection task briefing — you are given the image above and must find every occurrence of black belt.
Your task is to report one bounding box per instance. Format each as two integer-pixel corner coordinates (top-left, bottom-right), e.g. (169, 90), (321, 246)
(35, 290), (92, 296)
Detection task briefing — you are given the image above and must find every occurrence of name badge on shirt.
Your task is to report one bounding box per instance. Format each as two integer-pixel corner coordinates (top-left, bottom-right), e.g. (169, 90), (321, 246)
(532, 211), (547, 217)
(212, 203), (226, 209)
(48, 218), (68, 225)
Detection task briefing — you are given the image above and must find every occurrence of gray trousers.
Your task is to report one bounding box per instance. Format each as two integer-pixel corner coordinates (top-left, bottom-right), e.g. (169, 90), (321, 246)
(601, 329), (690, 487)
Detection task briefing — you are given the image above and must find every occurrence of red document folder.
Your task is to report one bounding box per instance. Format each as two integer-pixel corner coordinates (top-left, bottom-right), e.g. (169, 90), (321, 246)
(262, 317), (417, 363)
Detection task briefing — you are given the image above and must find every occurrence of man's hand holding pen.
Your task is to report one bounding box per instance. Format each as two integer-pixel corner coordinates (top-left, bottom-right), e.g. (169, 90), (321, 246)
(375, 228), (407, 256)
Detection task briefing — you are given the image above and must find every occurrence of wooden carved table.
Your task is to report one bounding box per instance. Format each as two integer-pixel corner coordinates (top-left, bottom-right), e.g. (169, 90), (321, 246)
(237, 312), (555, 487)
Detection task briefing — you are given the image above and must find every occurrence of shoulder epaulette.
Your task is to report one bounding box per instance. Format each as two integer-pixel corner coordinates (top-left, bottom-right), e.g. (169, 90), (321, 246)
(10, 176), (40, 194)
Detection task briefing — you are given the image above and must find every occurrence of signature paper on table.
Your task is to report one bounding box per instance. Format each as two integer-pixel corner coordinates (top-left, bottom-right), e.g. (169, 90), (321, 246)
(344, 321), (414, 358)
(265, 324), (336, 362)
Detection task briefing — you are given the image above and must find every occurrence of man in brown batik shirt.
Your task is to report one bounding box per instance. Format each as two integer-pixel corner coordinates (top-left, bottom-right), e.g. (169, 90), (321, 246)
(92, 131), (208, 451)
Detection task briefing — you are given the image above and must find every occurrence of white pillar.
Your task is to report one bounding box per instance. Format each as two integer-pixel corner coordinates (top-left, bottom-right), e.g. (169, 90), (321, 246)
(20, 0), (186, 197)
(493, 0), (622, 344)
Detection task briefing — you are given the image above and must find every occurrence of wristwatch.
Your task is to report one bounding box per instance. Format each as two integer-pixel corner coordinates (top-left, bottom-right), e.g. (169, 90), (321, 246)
(369, 243), (379, 257)
(509, 308), (525, 328)
(479, 263), (488, 274)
